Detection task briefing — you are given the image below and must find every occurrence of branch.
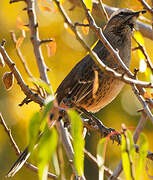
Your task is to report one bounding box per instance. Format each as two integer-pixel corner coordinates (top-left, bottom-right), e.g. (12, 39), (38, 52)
(84, 149), (121, 180)
(0, 113), (57, 179)
(68, 0), (153, 41)
(53, 0), (153, 124)
(10, 31), (33, 78)
(55, 121), (79, 178)
(133, 36), (153, 73)
(109, 112), (149, 179)
(0, 41), (44, 106)
(21, 0), (53, 94)
(138, 0), (153, 15)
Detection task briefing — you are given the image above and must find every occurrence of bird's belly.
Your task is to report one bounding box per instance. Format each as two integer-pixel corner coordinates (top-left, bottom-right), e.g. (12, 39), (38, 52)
(82, 80), (124, 113)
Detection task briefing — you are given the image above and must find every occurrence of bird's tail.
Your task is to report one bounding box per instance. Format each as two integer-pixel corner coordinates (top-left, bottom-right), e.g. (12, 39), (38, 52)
(7, 147), (30, 177)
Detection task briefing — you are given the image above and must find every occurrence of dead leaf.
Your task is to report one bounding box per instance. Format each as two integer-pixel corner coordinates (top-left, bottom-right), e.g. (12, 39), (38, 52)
(2, 72), (14, 90)
(92, 70), (99, 98)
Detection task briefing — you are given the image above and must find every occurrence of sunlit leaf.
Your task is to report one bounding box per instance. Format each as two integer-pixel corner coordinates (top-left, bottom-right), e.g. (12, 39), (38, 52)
(2, 72), (14, 90)
(28, 112), (41, 152)
(121, 133), (133, 180)
(126, 130), (135, 161)
(38, 127), (58, 180)
(84, 0), (93, 10)
(68, 110), (85, 177)
(16, 16), (29, 31)
(46, 40), (56, 57)
(82, 18), (89, 35)
(136, 133), (148, 180)
(38, 0), (52, 12)
(97, 138), (107, 180)
(64, 23), (75, 36)
(93, 70), (99, 98)
(16, 36), (24, 49)
(29, 78), (53, 95)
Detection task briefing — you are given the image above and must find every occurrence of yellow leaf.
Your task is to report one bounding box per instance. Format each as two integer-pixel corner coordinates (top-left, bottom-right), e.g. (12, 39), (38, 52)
(92, 70), (99, 98)
(16, 36), (24, 49)
(82, 18), (89, 35)
(46, 40), (56, 57)
(16, 16), (29, 31)
(64, 23), (75, 36)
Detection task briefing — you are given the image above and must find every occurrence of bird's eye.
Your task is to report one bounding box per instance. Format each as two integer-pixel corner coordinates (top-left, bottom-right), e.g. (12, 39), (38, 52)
(119, 12), (124, 16)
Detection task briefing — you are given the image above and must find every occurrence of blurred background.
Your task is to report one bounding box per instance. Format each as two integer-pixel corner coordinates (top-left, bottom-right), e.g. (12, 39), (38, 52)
(0, 0), (153, 179)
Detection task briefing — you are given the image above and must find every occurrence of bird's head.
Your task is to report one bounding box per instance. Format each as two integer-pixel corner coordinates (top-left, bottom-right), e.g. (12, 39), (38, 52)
(105, 9), (146, 33)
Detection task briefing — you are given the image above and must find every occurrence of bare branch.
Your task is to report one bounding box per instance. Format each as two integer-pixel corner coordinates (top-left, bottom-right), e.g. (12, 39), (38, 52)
(133, 36), (153, 73)
(10, 31), (33, 78)
(23, 0), (53, 94)
(39, 39), (53, 45)
(84, 149), (121, 180)
(0, 42), (44, 106)
(68, 0), (153, 41)
(98, 0), (109, 21)
(0, 113), (57, 179)
(138, 0), (153, 15)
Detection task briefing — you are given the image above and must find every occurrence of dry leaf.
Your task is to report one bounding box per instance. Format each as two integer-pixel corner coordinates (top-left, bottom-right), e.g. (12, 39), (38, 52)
(92, 70), (99, 98)
(46, 40), (56, 57)
(16, 36), (24, 49)
(82, 18), (89, 35)
(16, 16), (29, 31)
(2, 72), (14, 90)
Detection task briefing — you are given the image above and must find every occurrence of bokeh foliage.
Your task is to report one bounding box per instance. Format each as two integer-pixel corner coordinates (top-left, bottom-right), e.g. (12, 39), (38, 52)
(0, 0), (153, 179)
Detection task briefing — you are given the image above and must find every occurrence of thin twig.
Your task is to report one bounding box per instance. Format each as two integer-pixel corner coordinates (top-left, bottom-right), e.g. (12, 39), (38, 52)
(109, 112), (148, 180)
(10, 31), (33, 78)
(84, 149), (121, 180)
(0, 42), (44, 106)
(23, 0), (53, 94)
(98, 0), (109, 21)
(133, 36), (153, 73)
(138, 0), (153, 15)
(0, 113), (57, 179)
(56, 121), (79, 179)
(68, 0), (153, 41)
(54, 0), (153, 124)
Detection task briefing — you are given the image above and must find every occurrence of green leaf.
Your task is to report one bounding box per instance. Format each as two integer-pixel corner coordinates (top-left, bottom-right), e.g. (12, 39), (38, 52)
(136, 133), (148, 180)
(29, 77), (52, 95)
(68, 110), (85, 177)
(84, 0), (93, 10)
(126, 130), (135, 161)
(38, 127), (58, 180)
(97, 138), (107, 180)
(121, 133), (133, 180)
(28, 112), (41, 152)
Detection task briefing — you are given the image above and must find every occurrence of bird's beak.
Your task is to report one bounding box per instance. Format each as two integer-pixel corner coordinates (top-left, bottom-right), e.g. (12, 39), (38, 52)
(131, 10), (146, 17)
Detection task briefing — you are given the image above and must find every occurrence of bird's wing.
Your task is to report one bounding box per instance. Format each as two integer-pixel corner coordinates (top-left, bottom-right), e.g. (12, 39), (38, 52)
(56, 40), (107, 106)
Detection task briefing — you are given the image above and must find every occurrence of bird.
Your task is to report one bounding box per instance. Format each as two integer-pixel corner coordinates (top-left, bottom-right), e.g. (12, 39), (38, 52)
(7, 8), (146, 177)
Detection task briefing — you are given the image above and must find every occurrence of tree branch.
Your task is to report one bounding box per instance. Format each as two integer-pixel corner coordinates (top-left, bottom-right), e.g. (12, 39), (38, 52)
(0, 113), (57, 179)
(0, 41), (44, 106)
